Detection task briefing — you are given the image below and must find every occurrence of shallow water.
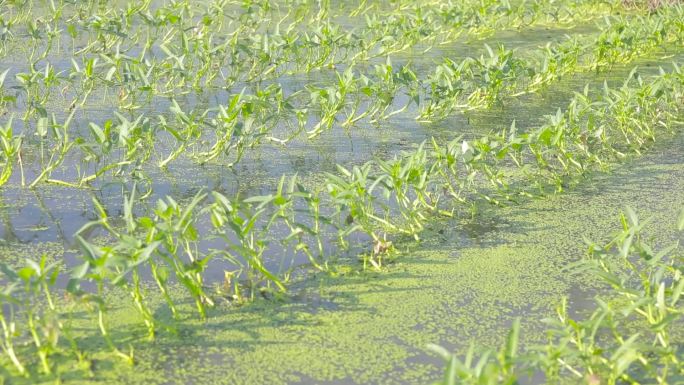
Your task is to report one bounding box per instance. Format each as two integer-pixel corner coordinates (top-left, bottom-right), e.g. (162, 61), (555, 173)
(0, 1), (683, 383)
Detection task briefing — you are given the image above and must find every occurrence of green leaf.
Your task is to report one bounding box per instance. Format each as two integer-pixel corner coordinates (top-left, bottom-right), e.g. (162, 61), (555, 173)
(505, 318), (520, 363)
(89, 122), (106, 144)
(37, 117), (48, 138)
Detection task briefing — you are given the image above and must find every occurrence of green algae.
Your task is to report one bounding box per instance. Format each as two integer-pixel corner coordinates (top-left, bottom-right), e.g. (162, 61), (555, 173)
(0, 241), (64, 269)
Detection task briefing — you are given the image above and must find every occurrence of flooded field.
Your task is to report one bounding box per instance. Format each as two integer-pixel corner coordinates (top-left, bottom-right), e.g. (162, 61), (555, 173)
(0, 1), (683, 384)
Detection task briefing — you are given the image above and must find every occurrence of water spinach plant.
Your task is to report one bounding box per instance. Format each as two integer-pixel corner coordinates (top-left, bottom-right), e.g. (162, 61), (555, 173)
(0, 0), (683, 383)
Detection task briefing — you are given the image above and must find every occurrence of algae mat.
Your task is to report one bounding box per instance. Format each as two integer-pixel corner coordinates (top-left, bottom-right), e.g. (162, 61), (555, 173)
(15, 136), (684, 385)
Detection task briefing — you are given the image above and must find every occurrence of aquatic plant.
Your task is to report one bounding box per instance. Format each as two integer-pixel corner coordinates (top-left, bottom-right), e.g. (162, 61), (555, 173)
(0, 117), (20, 187)
(209, 190), (288, 299)
(2, 0), (681, 184)
(1, 1), (684, 382)
(0, 255), (62, 375)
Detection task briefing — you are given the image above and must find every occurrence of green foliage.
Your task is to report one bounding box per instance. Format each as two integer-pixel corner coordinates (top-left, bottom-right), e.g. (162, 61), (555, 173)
(1, 0), (684, 381)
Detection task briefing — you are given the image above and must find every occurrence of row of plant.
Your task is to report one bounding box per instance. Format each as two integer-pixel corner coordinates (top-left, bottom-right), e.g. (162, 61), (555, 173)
(430, 208), (684, 385)
(2, 5), (682, 191)
(1, 64), (682, 378)
(0, 0), (621, 122)
(419, 7), (684, 120)
(1, 3), (663, 120)
(0, 0), (619, 87)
